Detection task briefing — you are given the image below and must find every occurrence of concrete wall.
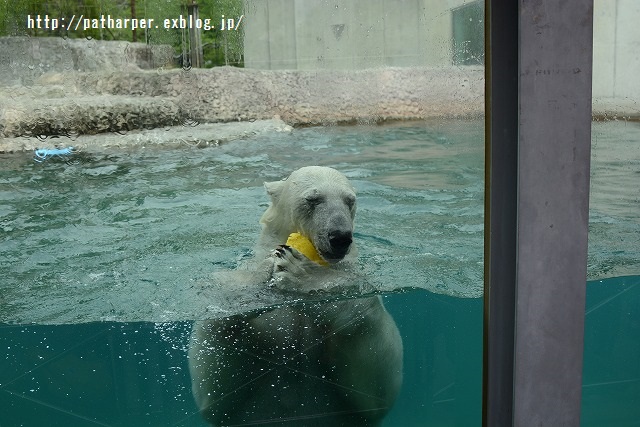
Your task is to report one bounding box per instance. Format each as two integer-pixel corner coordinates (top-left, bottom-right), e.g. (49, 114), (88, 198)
(243, 0), (471, 70)
(592, 0), (640, 101)
(244, 0), (640, 104)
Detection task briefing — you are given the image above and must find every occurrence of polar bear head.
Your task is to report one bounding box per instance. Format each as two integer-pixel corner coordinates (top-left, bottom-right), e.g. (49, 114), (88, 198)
(260, 166), (357, 264)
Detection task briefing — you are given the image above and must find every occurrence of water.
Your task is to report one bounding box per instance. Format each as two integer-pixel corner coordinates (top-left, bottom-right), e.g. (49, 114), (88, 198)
(1, 120), (639, 426)
(0, 120), (485, 324)
(578, 121), (640, 427)
(582, 275), (640, 426)
(1, 279), (638, 426)
(589, 121), (640, 279)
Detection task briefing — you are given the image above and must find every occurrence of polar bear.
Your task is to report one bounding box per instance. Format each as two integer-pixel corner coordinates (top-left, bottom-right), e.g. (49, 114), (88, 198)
(188, 166), (403, 426)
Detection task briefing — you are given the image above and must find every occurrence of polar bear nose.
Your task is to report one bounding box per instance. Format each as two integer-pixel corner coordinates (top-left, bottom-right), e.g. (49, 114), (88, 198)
(329, 230), (353, 252)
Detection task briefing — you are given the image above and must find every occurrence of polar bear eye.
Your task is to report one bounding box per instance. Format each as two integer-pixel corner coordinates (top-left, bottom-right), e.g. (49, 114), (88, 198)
(305, 195), (323, 208)
(344, 195), (356, 209)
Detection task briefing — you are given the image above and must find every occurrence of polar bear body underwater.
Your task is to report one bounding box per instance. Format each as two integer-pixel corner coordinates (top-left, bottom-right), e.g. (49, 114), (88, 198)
(188, 166), (403, 426)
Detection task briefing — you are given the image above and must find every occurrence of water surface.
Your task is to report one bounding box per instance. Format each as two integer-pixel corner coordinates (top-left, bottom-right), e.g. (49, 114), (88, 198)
(1, 120), (485, 324)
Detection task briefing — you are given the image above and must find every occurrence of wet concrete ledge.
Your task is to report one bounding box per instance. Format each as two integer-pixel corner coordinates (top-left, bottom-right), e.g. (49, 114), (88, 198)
(592, 98), (640, 122)
(0, 119), (294, 153)
(0, 65), (484, 150)
(1, 62), (637, 152)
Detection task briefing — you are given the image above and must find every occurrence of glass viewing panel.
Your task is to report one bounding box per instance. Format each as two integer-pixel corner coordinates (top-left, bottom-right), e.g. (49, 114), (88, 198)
(0, 1), (485, 425)
(583, 2), (640, 425)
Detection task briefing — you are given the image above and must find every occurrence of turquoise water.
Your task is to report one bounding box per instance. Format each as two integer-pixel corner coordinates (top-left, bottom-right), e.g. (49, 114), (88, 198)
(0, 120), (638, 426)
(582, 275), (640, 426)
(588, 121), (640, 279)
(582, 121), (640, 426)
(0, 120), (485, 324)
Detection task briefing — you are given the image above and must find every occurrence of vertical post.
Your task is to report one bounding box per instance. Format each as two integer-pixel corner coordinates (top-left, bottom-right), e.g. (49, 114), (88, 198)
(131, 0), (137, 42)
(483, 0), (519, 424)
(513, 1), (593, 425)
(484, 0), (593, 426)
(187, 1), (204, 68)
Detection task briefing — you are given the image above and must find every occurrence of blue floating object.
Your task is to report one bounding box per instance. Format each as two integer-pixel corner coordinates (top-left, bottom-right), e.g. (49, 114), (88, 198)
(34, 146), (76, 163)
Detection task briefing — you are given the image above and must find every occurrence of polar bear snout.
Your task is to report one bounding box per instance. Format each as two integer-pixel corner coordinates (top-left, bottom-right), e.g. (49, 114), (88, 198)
(316, 220), (353, 263)
(329, 229), (353, 255)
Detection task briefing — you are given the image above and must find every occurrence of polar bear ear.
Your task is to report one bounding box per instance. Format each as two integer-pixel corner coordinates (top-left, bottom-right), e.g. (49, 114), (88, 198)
(264, 180), (285, 203)
(260, 180), (287, 227)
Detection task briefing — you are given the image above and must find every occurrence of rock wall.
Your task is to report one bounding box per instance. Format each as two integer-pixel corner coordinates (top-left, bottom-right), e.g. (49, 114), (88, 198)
(1, 65), (484, 143)
(79, 66), (484, 122)
(0, 37), (174, 86)
(0, 37), (638, 151)
(0, 37), (487, 151)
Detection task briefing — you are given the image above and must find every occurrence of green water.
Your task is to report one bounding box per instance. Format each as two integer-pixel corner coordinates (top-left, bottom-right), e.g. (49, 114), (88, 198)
(588, 121), (640, 279)
(1, 279), (638, 426)
(0, 120), (485, 324)
(1, 120), (639, 425)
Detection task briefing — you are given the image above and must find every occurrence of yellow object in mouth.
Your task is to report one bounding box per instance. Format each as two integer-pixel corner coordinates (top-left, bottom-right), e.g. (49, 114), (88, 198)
(285, 233), (329, 266)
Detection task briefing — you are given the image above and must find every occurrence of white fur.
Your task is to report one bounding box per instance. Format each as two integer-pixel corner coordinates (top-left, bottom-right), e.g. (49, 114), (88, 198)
(189, 166), (403, 426)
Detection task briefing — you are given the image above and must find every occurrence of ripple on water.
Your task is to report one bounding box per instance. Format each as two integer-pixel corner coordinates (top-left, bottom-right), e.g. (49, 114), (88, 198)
(1, 120), (638, 323)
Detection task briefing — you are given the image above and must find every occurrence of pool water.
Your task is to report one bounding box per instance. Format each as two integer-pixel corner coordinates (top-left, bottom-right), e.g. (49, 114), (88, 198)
(588, 121), (640, 279)
(1, 120), (639, 426)
(0, 120), (485, 324)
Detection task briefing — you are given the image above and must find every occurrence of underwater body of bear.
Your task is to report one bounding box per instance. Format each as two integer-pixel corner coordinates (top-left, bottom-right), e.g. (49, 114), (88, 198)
(188, 166), (403, 426)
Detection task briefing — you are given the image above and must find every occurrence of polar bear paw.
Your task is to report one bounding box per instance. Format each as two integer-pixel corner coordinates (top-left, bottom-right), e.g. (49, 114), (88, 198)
(270, 245), (327, 291)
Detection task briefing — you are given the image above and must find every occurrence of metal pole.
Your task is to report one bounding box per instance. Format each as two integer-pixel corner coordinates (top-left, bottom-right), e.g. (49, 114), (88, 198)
(514, 1), (593, 425)
(484, 1), (594, 425)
